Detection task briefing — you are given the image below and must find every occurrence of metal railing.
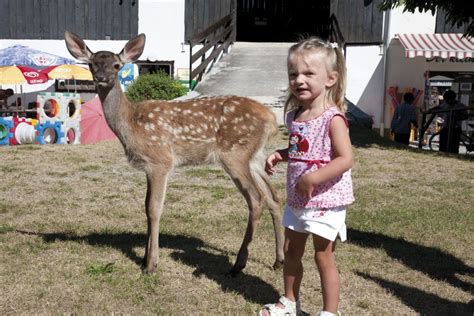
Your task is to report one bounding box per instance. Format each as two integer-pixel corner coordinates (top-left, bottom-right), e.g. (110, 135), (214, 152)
(419, 105), (473, 149)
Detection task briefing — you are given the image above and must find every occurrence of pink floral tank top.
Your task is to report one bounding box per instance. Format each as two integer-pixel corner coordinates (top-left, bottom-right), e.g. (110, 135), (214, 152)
(286, 106), (355, 209)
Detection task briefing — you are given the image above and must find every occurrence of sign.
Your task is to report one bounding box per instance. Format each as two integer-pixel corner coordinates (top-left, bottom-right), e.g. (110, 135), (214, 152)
(427, 57), (474, 63)
(118, 64), (138, 91)
(429, 81), (452, 87)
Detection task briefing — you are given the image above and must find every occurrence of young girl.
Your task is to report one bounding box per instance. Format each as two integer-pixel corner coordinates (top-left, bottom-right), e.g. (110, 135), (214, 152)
(260, 37), (354, 316)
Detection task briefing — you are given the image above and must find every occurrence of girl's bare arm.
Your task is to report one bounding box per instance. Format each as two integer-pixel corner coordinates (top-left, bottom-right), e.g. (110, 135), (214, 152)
(265, 148), (289, 175)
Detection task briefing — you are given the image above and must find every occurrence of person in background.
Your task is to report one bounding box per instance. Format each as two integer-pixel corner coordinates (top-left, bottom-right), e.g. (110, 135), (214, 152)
(438, 90), (468, 154)
(429, 87), (440, 110)
(0, 88), (14, 110)
(13, 97), (22, 110)
(390, 92), (418, 145)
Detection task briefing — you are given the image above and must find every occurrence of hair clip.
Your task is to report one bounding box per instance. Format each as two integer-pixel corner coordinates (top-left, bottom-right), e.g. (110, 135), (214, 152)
(329, 42), (338, 49)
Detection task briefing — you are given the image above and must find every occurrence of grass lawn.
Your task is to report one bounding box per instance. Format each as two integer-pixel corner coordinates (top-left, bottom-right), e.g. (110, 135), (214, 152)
(0, 124), (472, 314)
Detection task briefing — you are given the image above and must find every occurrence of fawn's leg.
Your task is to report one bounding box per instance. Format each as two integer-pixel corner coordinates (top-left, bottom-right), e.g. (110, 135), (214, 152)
(143, 168), (170, 273)
(253, 163), (284, 270)
(220, 155), (266, 276)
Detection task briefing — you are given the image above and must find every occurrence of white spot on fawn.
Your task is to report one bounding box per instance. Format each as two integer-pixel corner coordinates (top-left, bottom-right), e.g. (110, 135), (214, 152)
(145, 123), (156, 131)
(224, 105), (236, 113)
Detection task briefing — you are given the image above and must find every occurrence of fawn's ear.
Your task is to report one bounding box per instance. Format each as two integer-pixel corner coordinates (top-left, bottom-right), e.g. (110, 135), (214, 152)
(64, 31), (93, 62)
(119, 33), (146, 63)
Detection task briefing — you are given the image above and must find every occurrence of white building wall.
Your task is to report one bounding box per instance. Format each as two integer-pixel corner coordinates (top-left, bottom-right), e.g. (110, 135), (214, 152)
(345, 45), (384, 127)
(138, 0), (189, 73)
(379, 8), (436, 130)
(387, 7), (436, 38)
(345, 7), (440, 130)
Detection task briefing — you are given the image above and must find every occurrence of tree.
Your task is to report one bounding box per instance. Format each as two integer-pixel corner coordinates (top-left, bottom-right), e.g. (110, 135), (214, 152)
(367, 0), (473, 37)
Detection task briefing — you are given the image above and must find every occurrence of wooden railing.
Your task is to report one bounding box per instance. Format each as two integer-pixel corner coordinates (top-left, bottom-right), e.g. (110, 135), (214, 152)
(188, 14), (235, 89)
(329, 14), (345, 45)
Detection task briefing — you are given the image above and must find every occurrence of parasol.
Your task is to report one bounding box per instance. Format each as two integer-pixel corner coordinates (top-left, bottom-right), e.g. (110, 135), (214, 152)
(0, 45), (76, 67)
(41, 64), (93, 80)
(0, 65), (49, 85)
(80, 96), (117, 144)
(0, 66), (50, 109)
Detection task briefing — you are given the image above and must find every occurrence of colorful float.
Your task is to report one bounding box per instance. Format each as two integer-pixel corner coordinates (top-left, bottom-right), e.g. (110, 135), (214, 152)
(0, 92), (82, 146)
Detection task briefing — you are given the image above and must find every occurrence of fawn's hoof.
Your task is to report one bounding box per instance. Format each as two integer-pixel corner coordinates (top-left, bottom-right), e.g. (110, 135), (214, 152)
(228, 264), (245, 277)
(141, 257), (157, 274)
(142, 265), (157, 274)
(273, 260), (284, 270)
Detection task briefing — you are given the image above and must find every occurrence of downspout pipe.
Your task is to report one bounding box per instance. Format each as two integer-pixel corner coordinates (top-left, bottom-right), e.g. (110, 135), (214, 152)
(380, 10), (391, 137)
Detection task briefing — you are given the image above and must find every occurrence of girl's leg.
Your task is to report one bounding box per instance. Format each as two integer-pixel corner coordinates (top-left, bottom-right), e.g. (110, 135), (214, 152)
(260, 228), (308, 316)
(313, 234), (339, 313)
(283, 228), (309, 301)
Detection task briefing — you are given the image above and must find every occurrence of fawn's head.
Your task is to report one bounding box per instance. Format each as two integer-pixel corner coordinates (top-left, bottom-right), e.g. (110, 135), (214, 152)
(64, 31), (146, 88)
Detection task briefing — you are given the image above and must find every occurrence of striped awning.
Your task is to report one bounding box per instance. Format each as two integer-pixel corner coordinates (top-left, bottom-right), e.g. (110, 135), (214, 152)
(396, 33), (474, 59)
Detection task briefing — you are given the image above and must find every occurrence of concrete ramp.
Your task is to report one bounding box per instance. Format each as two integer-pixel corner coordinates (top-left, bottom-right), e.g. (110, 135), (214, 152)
(194, 42), (293, 125)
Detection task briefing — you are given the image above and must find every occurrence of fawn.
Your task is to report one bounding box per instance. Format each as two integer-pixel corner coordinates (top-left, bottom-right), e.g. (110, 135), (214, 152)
(64, 31), (284, 275)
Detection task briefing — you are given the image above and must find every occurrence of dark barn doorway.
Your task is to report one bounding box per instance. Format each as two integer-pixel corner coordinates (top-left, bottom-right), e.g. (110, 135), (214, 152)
(236, 0), (330, 42)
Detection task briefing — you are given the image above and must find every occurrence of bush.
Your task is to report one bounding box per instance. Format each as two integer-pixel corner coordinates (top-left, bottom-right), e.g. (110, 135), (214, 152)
(126, 71), (188, 102)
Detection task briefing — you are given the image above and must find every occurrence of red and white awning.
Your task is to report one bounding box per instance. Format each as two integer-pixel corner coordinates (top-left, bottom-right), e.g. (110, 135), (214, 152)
(396, 33), (474, 59)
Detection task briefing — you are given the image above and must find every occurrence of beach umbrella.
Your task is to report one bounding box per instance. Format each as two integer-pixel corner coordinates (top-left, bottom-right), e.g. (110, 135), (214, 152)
(0, 66), (50, 108)
(80, 96), (117, 144)
(42, 64), (93, 80)
(0, 65), (49, 85)
(0, 45), (76, 67)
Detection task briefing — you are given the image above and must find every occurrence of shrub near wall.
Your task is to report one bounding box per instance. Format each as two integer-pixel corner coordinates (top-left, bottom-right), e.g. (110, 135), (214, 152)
(126, 72), (188, 102)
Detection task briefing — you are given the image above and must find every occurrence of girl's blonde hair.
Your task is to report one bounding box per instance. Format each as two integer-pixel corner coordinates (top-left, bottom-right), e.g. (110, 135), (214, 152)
(284, 37), (347, 120)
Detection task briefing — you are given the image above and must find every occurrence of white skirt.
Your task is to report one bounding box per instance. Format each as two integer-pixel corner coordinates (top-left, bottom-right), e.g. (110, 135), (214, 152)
(283, 204), (347, 242)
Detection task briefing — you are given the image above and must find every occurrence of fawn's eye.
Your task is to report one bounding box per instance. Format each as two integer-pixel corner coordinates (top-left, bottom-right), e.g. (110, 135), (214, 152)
(114, 64), (121, 70)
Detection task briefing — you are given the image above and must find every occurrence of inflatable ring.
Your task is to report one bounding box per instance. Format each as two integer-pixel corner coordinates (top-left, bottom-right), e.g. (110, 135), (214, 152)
(0, 117), (14, 146)
(37, 96), (60, 122)
(61, 119), (81, 145)
(66, 97), (81, 120)
(14, 122), (37, 145)
(36, 121), (64, 145)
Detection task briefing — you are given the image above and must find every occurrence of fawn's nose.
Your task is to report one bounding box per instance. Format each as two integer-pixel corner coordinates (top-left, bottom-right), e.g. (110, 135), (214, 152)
(94, 74), (107, 82)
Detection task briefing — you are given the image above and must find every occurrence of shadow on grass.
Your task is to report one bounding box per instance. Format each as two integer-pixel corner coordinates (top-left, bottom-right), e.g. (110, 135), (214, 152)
(349, 123), (398, 149)
(348, 228), (473, 293)
(16, 230), (279, 305)
(356, 272), (471, 314)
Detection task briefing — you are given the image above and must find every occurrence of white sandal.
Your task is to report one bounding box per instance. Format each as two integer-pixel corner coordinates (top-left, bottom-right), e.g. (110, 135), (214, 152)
(259, 296), (300, 316)
(320, 311), (341, 316)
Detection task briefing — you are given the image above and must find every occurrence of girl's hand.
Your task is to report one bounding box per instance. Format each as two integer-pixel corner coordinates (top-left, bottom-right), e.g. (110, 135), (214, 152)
(295, 173), (315, 198)
(265, 151), (284, 176)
